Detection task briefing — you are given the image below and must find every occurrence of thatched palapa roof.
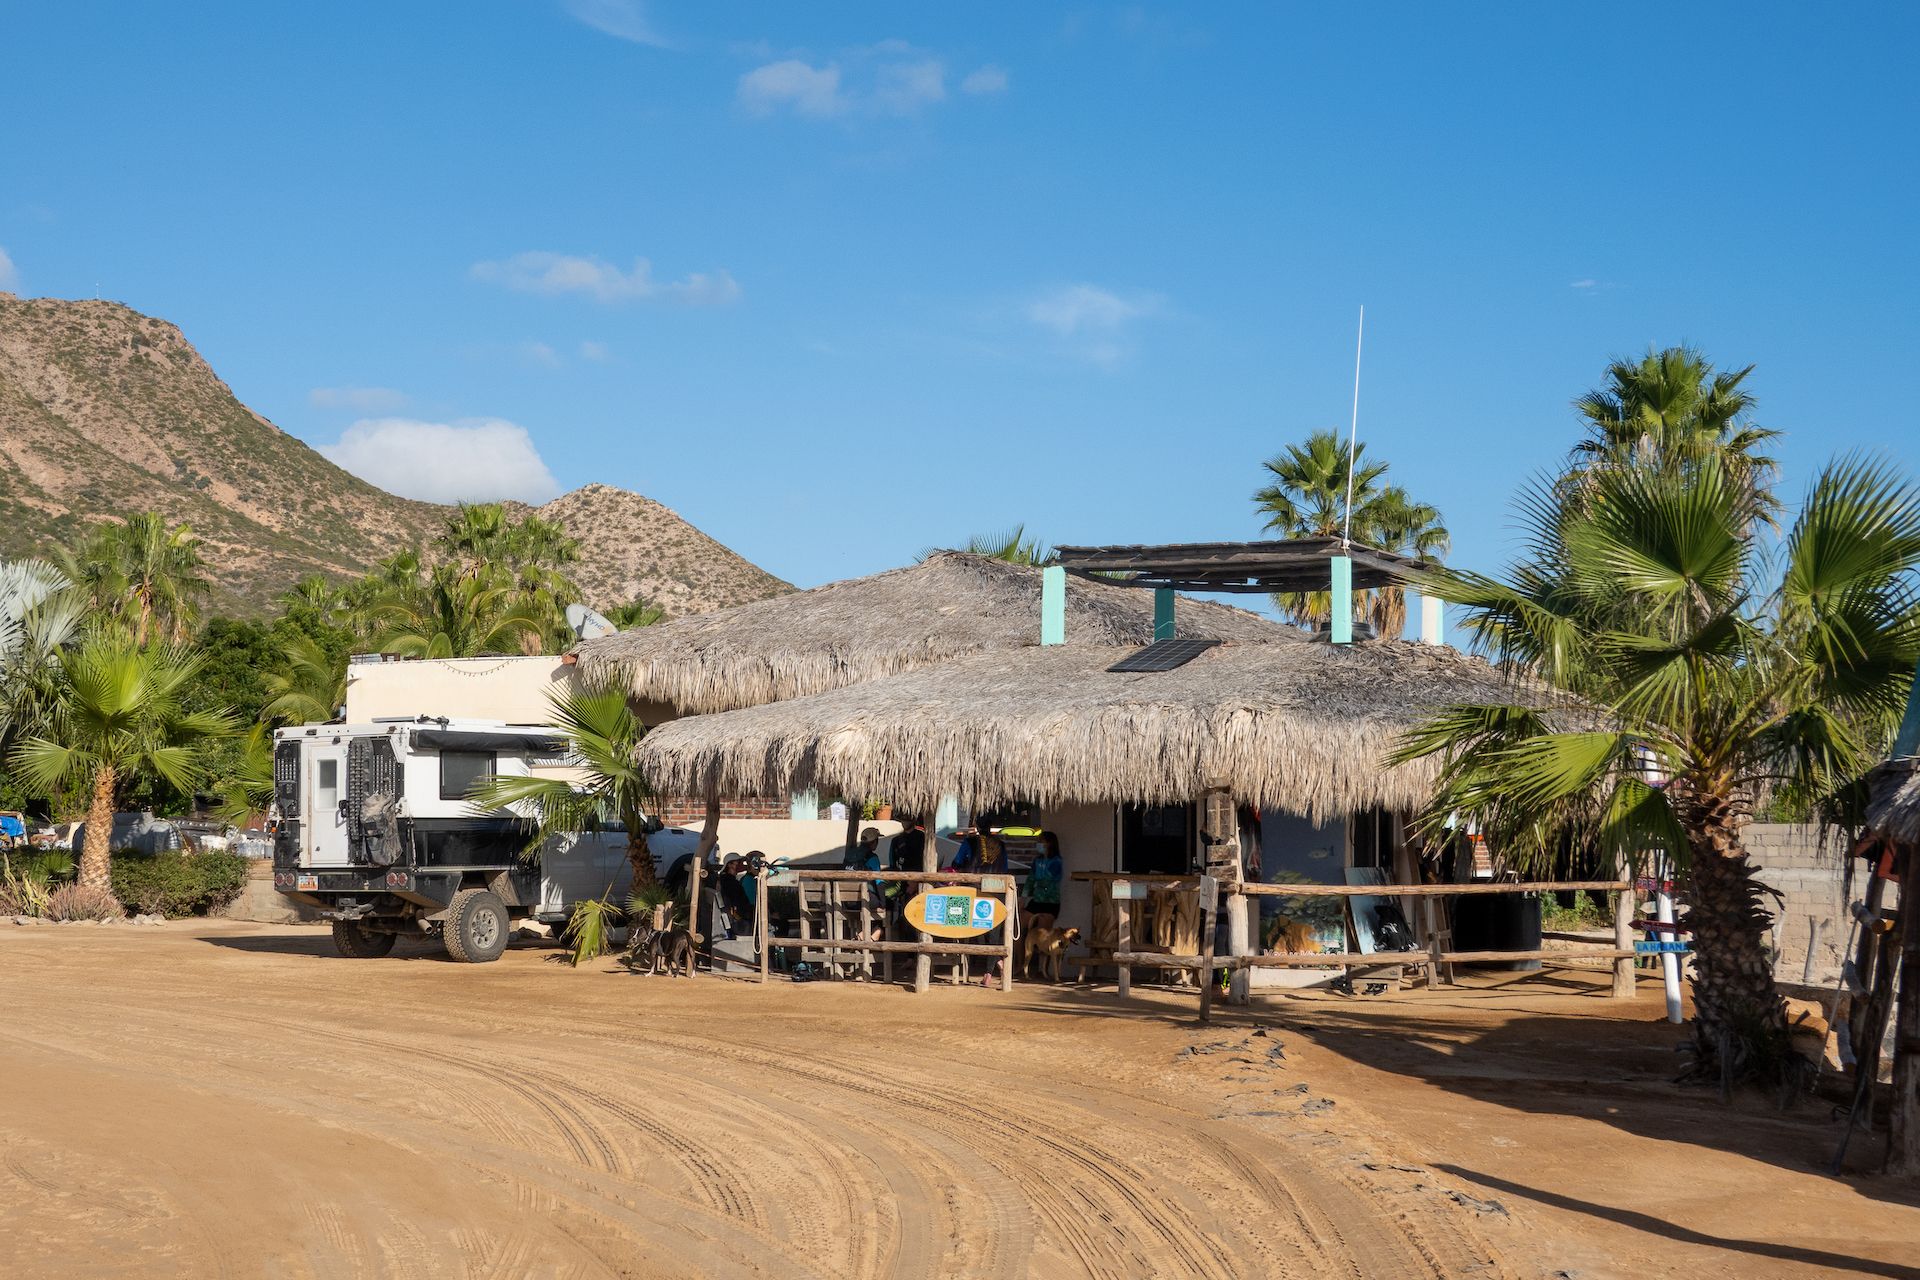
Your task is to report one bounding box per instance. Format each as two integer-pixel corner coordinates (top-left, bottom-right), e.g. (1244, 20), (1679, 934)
(633, 639), (1545, 821)
(574, 552), (1296, 715)
(1865, 759), (1920, 845)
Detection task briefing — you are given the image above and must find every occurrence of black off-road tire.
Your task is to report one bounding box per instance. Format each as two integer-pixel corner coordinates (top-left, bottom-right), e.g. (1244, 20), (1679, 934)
(443, 889), (510, 964)
(332, 919), (398, 959)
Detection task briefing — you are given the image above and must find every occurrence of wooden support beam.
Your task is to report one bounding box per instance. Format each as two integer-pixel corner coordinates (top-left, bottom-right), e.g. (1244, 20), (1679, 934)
(687, 794), (719, 978)
(1612, 854), (1637, 999)
(783, 869), (1000, 886)
(914, 820), (933, 994)
(798, 938), (1007, 957)
(1115, 889), (1133, 998)
(756, 868), (769, 983)
(1197, 874), (1219, 1023)
(1108, 947), (1637, 969)
(1002, 879), (1017, 993)
(1231, 879), (1632, 898)
(1888, 839), (1920, 1175)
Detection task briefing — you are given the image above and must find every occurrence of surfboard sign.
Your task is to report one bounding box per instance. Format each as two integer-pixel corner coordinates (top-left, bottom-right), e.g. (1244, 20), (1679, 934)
(905, 889), (1008, 939)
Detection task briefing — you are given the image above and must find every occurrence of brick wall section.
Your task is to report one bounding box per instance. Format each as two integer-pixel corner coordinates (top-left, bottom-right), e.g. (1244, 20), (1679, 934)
(1745, 823), (1854, 981)
(657, 796), (793, 826)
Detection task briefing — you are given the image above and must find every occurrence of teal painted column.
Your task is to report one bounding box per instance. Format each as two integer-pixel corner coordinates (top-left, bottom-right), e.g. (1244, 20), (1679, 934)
(1896, 657), (1920, 758)
(1041, 565), (1066, 645)
(1329, 556), (1353, 645)
(1153, 587), (1175, 640)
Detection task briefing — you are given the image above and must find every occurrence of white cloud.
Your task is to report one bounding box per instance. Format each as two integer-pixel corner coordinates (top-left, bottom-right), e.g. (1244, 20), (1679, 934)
(318, 418), (561, 504)
(739, 44), (997, 118)
(562, 0), (669, 48)
(579, 340), (611, 362)
(309, 385), (408, 412)
(0, 247), (19, 292)
(873, 57), (946, 114)
(470, 251), (741, 305)
(1026, 284), (1157, 335)
(1569, 278), (1597, 290)
(738, 59), (848, 118)
(519, 341), (562, 368)
(961, 65), (1009, 95)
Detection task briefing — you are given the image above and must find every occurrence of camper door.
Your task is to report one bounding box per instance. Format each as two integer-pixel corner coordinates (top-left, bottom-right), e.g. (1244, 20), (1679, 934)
(306, 740), (352, 866)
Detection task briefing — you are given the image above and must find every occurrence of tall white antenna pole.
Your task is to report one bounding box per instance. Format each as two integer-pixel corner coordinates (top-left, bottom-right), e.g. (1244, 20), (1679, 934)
(1340, 305), (1365, 548)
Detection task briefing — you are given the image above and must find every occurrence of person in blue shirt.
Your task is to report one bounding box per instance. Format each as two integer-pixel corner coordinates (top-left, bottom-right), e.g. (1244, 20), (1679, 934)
(1024, 831), (1064, 932)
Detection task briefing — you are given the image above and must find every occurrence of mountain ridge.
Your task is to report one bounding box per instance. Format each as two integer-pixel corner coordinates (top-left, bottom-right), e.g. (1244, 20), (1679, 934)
(0, 292), (791, 617)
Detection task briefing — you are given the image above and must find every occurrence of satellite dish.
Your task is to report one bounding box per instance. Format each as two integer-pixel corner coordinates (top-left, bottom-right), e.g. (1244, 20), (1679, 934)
(566, 603), (619, 640)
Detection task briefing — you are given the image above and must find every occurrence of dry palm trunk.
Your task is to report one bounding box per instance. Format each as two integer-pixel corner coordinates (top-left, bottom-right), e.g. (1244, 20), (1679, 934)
(1681, 793), (1790, 1082)
(80, 765), (118, 895)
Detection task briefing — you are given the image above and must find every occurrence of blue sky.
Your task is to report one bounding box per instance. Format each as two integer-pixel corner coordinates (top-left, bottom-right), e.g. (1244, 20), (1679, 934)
(3, 2), (1916, 612)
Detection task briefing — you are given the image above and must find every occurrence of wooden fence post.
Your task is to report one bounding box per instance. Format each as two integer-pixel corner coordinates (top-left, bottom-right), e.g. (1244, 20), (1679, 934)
(1890, 839), (1920, 1175)
(1116, 885), (1133, 998)
(914, 821), (933, 994)
(1612, 852), (1636, 999)
(1002, 879), (1017, 992)
(756, 868), (769, 983)
(1198, 874), (1219, 1024)
(687, 795), (719, 979)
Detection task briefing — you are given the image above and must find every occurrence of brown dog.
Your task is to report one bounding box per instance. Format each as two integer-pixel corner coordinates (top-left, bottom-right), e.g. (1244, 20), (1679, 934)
(1021, 926), (1082, 983)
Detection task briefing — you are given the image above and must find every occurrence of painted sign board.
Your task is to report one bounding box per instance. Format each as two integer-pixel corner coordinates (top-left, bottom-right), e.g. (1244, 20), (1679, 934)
(978, 874), (1010, 894)
(1634, 940), (1690, 955)
(905, 890), (1008, 938)
(1110, 879), (1138, 901)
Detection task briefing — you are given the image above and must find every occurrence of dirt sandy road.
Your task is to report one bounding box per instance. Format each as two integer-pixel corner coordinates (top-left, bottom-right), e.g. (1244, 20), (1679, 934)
(2, 922), (1510, 1279)
(2, 922), (1913, 1279)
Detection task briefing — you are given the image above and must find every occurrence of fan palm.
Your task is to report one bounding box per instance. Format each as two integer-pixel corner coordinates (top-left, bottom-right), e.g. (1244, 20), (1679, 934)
(469, 683), (657, 890)
(1254, 430), (1445, 629)
(63, 513), (209, 647)
(262, 633), (348, 723)
(1393, 454), (1920, 1085)
(605, 598), (668, 629)
(369, 566), (546, 659)
(1567, 347), (1781, 525)
(1, 559), (85, 749)
(924, 526), (1052, 567)
(10, 636), (238, 895)
(1364, 487), (1450, 638)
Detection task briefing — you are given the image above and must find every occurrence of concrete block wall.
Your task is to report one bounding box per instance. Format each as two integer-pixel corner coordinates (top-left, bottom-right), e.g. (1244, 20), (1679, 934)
(221, 859), (326, 925)
(1745, 823), (1854, 981)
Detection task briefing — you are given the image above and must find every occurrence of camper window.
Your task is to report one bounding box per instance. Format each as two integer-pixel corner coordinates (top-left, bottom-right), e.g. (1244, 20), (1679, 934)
(439, 751), (495, 801)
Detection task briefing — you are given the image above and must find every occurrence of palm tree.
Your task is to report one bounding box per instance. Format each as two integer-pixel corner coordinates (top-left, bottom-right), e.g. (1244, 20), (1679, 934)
(1393, 454), (1920, 1086)
(369, 566), (546, 659)
(470, 682), (657, 890)
(64, 513), (210, 646)
(605, 598), (668, 629)
(10, 637), (237, 896)
(1567, 346), (1781, 525)
(925, 526), (1052, 567)
(262, 633), (347, 723)
(1253, 430), (1445, 629)
(1, 559), (85, 751)
(436, 504), (583, 652)
(217, 723), (276, 825)
(1364, 488), (1450, 638)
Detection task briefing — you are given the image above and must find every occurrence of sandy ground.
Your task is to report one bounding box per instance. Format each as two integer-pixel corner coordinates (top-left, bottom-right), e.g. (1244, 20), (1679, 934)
(2, 923), (1915, 1279)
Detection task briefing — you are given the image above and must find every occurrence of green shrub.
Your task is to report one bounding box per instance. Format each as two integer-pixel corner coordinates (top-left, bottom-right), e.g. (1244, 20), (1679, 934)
(109, 850), (249, 918)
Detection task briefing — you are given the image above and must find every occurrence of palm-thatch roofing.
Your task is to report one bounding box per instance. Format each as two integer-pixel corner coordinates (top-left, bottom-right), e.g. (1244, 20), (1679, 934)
(633, 639), (1549, 821)
(574, 552), (1297, 715)
(1865, 759), (1920, 845)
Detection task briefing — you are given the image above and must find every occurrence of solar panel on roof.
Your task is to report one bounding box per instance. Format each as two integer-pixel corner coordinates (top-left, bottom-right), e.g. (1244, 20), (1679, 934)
(1106, 638), (1222, 673)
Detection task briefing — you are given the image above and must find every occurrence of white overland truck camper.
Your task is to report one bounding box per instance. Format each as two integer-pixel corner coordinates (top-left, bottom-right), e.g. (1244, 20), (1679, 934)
(270, 718), (631, 961)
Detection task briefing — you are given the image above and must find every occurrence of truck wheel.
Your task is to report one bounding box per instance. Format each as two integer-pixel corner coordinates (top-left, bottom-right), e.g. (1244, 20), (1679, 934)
(332, 920), (397, 959)
(444, 889), (509, 964)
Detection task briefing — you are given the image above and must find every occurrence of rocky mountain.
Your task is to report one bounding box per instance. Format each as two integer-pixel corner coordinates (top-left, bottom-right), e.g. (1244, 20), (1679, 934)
(0, 293), (790, 617)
